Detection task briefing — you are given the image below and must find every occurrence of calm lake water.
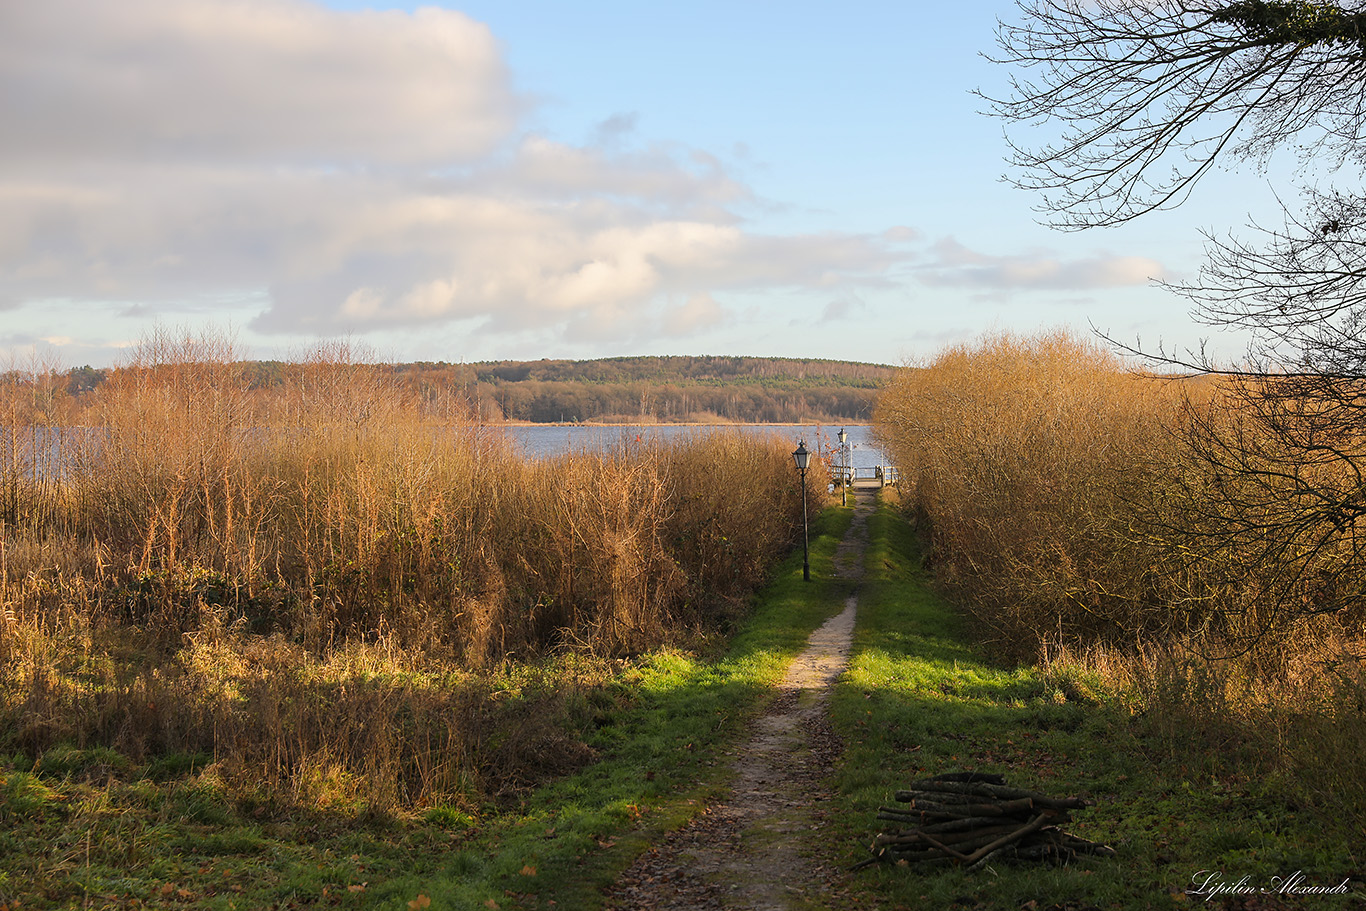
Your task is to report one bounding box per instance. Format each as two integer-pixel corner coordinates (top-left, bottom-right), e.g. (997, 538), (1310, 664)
(496, 423), (889, 469)
(6, 424), (891, 478)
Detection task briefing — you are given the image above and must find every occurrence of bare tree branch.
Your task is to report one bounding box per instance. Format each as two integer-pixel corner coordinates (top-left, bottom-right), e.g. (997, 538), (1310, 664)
(985, 1), (1366, 228)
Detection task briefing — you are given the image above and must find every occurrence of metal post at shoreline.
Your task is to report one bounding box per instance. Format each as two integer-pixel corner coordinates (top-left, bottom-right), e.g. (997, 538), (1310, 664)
(793, 440), (811, 582)
(838, 427), (849, 508)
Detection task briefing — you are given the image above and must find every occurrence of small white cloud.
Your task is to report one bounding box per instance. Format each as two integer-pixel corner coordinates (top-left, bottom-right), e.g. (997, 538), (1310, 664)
(920, 237), (1165, 290)
(882, 226), (921, 244)
(822, 296), (865, 322)
(662, 293), (725, 335)
(593, 113), (640, 146)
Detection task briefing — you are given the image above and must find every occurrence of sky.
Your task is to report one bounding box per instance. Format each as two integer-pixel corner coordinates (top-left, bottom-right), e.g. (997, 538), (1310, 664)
(1, 0), (1297, 369)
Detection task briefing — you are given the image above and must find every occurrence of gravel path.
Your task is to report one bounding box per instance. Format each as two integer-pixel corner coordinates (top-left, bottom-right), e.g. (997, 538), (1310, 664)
(604, 490), (874, 910)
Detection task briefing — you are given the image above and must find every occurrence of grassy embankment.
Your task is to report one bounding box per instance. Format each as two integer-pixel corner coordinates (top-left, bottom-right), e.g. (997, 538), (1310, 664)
(858, 328), (1366, 908)
(7, 470), (1361, 909)
(878, 331), (1366, 817)
(830, 497), (1363, 908)
(0, 331), (839, 909)
(0, 506), (853, 911)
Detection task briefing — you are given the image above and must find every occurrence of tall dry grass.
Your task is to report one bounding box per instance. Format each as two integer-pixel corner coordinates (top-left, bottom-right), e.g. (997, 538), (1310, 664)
(0, 330), (820, 810)
(875, 330), (1189, 652)
(876, 329), (1366, 820)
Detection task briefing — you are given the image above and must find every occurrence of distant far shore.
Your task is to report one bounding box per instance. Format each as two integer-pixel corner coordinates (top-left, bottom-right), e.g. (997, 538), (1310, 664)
(10, 354), (890, 427)
(491, 419), (873, 427)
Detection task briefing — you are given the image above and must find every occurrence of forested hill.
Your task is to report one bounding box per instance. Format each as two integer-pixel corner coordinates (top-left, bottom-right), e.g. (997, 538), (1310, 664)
(402, 355), (897, 423)
(49, 355), (897, 425)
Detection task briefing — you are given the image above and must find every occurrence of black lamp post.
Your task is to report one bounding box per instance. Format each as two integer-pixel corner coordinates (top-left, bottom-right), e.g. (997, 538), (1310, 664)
(838, 427), (849, 508)
(793, 440), (811, 582)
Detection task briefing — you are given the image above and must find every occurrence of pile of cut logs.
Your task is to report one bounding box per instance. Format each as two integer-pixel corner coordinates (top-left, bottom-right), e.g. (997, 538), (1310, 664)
(854, 772), (1115, 870)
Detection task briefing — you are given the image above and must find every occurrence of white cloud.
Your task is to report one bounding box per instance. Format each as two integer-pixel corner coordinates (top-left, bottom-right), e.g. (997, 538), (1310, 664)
(920, 237), (1165, 290)
(1, 0), (516, 167)
(0, 0), (913, 348)
(662, 293), (725, 336)
(882, 226), (921, 244)
(822, 295), (865, 322)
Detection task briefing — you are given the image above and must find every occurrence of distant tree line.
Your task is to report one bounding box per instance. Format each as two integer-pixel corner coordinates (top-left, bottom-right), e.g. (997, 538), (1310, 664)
(3, 355), (895, 424)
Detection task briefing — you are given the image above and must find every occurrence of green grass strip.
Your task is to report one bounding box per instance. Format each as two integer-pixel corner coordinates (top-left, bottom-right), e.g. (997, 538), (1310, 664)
(13, 499), (1356, 910)
(826, 499), (1363, 908)
(366, 505), (857, 910)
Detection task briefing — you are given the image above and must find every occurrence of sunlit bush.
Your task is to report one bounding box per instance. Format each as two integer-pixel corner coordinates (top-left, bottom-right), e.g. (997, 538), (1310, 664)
(0, 329), (815, 808)
(875, 330), (1187, 654)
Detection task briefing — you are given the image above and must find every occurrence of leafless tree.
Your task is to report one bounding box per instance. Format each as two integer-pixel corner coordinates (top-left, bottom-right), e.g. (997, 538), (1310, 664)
(989, 1), (1366, 643)
(1142, 190), (1366, 642)
(986, 1), (1366, 229)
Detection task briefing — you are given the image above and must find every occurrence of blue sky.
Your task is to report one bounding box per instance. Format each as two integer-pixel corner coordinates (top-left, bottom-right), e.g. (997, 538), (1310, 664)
(1, 0), (1290, 368)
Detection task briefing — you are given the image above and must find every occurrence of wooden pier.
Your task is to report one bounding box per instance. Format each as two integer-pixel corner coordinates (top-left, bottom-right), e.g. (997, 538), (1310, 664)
(835, 465), (900, 490)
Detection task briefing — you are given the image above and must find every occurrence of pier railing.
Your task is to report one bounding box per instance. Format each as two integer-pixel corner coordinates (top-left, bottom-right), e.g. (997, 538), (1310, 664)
(833, 465), (899, 488)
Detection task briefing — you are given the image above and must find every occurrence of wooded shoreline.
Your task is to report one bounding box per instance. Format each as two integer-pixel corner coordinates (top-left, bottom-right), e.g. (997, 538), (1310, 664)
(20, 354), (897, 425)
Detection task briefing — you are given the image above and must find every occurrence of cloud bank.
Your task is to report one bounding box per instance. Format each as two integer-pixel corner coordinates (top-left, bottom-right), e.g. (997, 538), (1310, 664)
(0, 0), (912, 346)
(0, 0), (1170, 355)
(920, 238), (1164, 290)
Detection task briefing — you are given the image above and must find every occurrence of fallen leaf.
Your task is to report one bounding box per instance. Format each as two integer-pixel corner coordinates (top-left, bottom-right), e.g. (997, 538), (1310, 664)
(348, 883), (368, 893)
(485, 900), (500, 909)
(408, 896), (432, 910)
(520, 865), (537, 877)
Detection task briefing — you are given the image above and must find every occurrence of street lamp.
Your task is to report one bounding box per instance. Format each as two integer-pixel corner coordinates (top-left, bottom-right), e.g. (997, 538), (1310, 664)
(838, 428), (849, 507)
(793, 440), (811, 582)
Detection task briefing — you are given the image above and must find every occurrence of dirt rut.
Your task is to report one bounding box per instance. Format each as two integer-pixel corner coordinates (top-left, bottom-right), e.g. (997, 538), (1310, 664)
(605, 490), (873, 910)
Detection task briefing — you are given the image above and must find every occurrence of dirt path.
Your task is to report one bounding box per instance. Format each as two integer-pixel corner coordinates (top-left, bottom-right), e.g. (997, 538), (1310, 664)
(604, 490), (874, 910)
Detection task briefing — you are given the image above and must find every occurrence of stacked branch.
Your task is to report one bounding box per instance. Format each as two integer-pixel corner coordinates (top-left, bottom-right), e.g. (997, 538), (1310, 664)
(854, 772), (1115, 870)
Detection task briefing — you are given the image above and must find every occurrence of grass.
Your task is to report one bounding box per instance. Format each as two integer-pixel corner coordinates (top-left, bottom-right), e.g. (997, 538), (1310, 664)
(2, 334), (832, 830)
(365, 504), (855, 910)
(9, 489), (1363, 910)
(827, 498), (1366, 909)
(0, 504), (853, 911)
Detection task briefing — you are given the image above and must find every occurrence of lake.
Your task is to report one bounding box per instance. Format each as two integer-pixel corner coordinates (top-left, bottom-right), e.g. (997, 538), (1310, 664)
(4, 424), (891, 479)
(496, 423), (889, 469)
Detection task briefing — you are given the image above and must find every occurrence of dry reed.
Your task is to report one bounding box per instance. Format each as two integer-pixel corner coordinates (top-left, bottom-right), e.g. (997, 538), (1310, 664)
(876, 329), (1366, 823)
(0, 329), (819, 810)
(875, 330), (1187, 651)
